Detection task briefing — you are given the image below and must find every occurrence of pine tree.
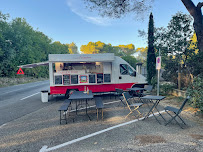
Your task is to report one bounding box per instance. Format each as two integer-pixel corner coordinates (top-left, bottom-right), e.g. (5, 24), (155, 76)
(147, 13), (156, 84)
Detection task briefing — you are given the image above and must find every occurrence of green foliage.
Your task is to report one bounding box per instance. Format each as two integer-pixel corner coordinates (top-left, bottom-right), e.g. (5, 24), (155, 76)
(186, 75), (203, 114)
(121, 56), (137, 69)
(155, 12), (194, 86)
(147, 13), (156, 84)
(160, 83), (176, 96)
(151, 76), (157, 88)
(0, 12), (71, 78)
(162, 56), (178, 86)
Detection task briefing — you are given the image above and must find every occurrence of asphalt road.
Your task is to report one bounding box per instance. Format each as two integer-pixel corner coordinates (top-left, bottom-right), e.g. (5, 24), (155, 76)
(0, 80), (50, 126)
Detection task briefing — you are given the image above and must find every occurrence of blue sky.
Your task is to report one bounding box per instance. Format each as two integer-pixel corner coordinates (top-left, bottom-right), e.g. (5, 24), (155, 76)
(0, 0), (200, 52)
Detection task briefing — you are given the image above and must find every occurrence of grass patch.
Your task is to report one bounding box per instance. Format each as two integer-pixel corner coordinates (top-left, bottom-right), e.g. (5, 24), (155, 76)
(0, 77), (48, 88)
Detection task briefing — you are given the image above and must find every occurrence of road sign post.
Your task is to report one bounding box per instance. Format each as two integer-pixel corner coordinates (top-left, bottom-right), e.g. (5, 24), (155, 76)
(156, 56), (161, 96)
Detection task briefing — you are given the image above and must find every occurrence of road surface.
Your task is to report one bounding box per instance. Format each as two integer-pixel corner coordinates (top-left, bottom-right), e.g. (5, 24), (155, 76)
(0, 80), (50, 126)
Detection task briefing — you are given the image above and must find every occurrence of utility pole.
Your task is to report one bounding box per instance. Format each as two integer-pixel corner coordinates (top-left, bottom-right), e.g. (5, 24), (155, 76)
(157, 49), (161, 96)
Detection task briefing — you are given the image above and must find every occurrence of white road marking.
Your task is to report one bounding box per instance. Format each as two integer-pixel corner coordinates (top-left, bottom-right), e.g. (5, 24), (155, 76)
(40, 110), (165, 152)
(20, 92), (40, 100)
(0, 123), (7, 128)
(0, 81), (48, 95)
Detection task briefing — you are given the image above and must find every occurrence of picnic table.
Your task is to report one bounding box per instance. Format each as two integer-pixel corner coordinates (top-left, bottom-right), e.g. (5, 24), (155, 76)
(69, 91), (94, 120)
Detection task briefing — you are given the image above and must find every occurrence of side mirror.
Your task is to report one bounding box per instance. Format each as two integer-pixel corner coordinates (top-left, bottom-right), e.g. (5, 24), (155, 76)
(132, 71), (136, 77)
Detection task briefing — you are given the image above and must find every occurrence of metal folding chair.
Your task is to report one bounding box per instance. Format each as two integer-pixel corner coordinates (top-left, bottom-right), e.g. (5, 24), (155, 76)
(142, 85), (153, 96)
(115, 88), (126, 107)
(122, 92), (143, 119)
(95, 97), (104, 121)
(164, 96), (190, 128)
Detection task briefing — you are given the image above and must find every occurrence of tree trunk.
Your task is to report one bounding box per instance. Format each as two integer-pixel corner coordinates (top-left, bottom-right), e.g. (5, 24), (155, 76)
(181, 0), (203, 52)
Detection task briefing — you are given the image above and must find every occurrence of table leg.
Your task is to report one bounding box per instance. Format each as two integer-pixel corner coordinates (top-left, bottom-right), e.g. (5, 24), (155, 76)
(144, 100), (157, 119)
(154, 105), (166, 122)
(76, 100), (78, 115)
(144, 100), (166, 124)
(86, 99), (91, 120)
(59, 111), (61, 125)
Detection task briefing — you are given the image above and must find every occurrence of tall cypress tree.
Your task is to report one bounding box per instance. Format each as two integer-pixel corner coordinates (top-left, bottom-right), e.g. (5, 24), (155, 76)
(147, 13), (156, 84)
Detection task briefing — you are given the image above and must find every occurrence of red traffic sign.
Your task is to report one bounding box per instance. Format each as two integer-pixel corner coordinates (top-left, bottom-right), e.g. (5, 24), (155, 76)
(156, 56), (161, 70)
(17, 68), (24, 74)
(157, 58), (160, 63)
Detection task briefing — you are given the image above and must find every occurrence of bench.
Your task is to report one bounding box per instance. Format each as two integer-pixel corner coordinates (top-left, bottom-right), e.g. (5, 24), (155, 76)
(95, 97), (104, 121)
(58, 99), (71, 124)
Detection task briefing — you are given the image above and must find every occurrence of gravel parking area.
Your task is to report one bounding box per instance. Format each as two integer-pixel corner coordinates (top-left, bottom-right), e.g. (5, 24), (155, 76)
(0, 95), (202, 152)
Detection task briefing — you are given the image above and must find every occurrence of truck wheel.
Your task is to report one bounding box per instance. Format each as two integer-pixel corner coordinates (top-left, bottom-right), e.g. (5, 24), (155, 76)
(65, 89), (78, 98)
(69, 89), (76, 96)
(65, 90), (70, 98)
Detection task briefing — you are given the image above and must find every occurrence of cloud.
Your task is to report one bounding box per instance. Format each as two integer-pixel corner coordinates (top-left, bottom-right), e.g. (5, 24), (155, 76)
(66, 0), (111, 26)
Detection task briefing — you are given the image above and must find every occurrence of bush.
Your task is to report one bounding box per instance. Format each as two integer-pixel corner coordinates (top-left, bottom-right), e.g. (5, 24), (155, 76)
(160, 82), (176, 95)
(186, 75), (203, 114)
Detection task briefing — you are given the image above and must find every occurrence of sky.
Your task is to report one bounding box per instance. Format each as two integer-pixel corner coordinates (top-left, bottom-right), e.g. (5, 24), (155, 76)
(0, 0), (201, 52)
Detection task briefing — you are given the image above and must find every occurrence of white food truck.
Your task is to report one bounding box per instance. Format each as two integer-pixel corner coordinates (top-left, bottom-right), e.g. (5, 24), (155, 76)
(19, 53), (147, 96)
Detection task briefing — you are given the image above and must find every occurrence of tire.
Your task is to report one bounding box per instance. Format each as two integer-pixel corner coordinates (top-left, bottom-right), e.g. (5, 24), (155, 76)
(69, 89), (76, 96)
(65, 89), (78, 98)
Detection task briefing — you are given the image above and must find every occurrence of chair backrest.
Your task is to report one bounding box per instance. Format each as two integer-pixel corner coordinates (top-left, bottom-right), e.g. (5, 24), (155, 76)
(94, 97), (104, 108)
(115, 88), (124, 95)
(122, 92), (131, 105)
(144, 85), (153, 92)
(178, 96), (190, 114)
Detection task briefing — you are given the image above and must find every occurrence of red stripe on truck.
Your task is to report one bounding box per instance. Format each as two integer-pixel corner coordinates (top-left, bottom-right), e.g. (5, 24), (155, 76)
(50, 83), (136, 94)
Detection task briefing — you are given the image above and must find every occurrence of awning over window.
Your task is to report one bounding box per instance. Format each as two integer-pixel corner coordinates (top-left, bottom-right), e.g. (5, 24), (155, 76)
(17, 61), (49, 68)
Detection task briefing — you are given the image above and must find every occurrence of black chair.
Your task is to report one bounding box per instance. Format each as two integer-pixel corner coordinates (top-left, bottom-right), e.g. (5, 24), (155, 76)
(95, 97), (104, 121)
(122, 92), (143, 119)
(115, 88), (126, 107)
(142, 85), (153, 96)
(164, 96), (190, 128)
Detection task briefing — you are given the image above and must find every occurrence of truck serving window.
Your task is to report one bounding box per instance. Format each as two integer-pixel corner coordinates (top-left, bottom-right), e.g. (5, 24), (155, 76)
(104, 74), (111, 82)
(120, 64), (128, 75)
(55, 75), (62, 85)
(97, 73), (103, 83)
(63, 75), (70, 85)
(71, 75), (78, 84)
(89, 74), (96, 83)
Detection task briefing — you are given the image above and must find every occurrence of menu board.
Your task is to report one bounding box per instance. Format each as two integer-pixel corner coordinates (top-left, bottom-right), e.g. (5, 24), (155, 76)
(63, 75), (70, 85)
(97, 73), (103, 83)
(89, 74), (96, 83)
(104, 74), (111, 82)
(71, 75), (78, 84)
(55, 75), (62, 85)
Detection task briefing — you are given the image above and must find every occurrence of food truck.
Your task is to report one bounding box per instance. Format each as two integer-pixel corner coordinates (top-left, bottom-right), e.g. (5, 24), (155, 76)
(19, 53), (147, 96)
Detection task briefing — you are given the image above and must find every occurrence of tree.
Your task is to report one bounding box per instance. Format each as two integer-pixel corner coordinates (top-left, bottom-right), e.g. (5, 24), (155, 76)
(135, 47), (147, 65)
(80, 42), (100, 54)
(0, 11), (69, 78)
(158, 13), (194, 88)
(147, 13), (156, 84)
(67, 42), (78, 54)
(84, 0), (203, 53)
(186, 33), (203, 76)
(181, 0), (203, 53)
(122, 55), (137, 69)
(80, 41), (136, 56)
(117, 44), (136, 56)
